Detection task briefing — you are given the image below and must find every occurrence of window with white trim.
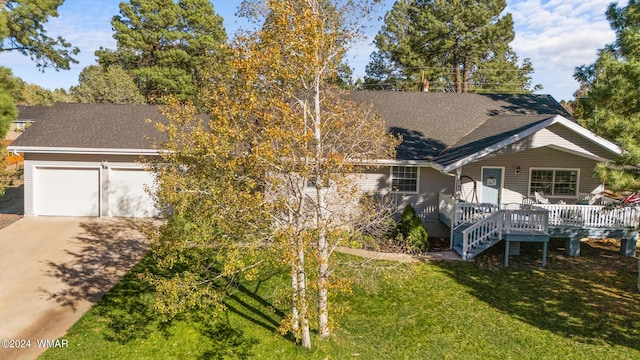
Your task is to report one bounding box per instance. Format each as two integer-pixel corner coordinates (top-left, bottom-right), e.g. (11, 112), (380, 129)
(391, 166), (418, 193)
(530, 169), (578, 196)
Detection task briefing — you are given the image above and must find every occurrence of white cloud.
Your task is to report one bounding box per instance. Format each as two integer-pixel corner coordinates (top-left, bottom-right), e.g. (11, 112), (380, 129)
(506, 0), (622, 99)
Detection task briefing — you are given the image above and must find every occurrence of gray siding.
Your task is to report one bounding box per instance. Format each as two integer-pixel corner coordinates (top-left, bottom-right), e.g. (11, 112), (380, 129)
(390, 167), (455, 238)
(459, 147), (604, 205)
(354, 166), (454, 238)
(531, 124), (617, 161)
(484, 123), (617, 162)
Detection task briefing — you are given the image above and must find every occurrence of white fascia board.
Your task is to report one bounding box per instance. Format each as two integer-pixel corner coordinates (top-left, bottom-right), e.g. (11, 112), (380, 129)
(7, 146), (163, 156)
(441, 117), (556, 173)
(546, 144), (613, 163)
(356, 158), (448, 173)
(551, 116), (622, 155)
(441, 115), (623, 174)
(364, 159), (433, 166)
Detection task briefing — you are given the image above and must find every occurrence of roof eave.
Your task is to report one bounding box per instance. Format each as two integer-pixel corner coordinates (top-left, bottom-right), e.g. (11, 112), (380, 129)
(551, 116), (622, 155)
(440, 117), (557, 173)
(7, 146), (162, 156)
(439, 115), (623, 173)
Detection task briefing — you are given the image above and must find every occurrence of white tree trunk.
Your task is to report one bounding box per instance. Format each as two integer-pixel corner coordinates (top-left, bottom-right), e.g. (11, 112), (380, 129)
(312, 74), (330, 338)
(297, 236), (312, 348)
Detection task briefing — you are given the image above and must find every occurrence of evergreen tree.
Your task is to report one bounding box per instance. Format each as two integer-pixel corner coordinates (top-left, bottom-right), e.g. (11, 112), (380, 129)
(0, 0), (79, 70)
(365, 0), (539, 93)
(72, 65), (145, 104)
(0, 67), (26, 103)
(96, 0), (228, 108)
(574, 0), (640, 192)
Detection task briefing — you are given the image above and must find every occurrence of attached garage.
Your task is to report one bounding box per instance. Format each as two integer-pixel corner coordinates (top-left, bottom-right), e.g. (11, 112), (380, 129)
(8, 103), (168, 219)
(108, 168), (157, 218)
(34, 167), (101, 216)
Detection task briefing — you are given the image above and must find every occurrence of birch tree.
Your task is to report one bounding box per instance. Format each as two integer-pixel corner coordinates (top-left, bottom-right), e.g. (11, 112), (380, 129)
(148, 0), (398, 348)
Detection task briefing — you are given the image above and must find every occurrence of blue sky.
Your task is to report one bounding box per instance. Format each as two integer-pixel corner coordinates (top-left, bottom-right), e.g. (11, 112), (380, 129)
(0, 0), (625, 101)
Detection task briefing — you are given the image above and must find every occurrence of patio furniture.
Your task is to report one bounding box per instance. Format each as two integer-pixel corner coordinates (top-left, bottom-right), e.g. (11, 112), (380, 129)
(534, 192), (549, 204)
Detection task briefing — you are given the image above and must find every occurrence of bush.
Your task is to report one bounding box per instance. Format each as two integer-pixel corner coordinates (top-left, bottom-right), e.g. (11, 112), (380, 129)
(399, 204), (428, 251)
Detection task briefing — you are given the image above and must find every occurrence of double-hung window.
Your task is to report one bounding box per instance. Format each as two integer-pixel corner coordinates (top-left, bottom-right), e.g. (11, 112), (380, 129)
(530, 169), (578, 196)
(391, 166), (418, 193)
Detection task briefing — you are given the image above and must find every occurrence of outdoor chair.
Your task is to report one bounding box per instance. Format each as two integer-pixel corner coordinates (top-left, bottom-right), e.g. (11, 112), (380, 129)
(534, 192), (549, 204)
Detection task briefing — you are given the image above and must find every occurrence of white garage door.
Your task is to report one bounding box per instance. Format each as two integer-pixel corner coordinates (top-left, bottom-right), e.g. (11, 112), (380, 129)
(35, 167), (100, 216)
(108, 168), (157, 217)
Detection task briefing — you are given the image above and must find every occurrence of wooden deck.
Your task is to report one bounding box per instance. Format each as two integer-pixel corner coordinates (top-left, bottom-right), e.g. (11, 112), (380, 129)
(437, 193), (639, 263)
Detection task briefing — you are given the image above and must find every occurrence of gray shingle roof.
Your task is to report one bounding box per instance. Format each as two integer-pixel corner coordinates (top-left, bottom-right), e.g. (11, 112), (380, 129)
(12, 93), (572, 162)
(16, 105), (50, 121)
(349, 91), (572, 162)
(11, 103), (167, 150)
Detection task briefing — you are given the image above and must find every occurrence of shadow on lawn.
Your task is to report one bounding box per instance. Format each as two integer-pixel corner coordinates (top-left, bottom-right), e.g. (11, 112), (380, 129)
(434, 239), (640, 350)
(88, 247), (287, 357)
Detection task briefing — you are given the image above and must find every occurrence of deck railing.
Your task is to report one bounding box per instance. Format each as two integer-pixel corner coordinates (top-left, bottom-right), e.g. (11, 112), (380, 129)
(460, 209), (549, 260)
(461, 211), (503, 260)
(534, 204), (639, 228)
(455, 202), (500, 227)
(438, 192), (456, 225)
(502, 209), (549, 234)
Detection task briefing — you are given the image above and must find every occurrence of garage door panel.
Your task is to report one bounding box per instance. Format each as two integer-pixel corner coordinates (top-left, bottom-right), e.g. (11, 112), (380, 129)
(36, 167), (100, 216)
(108, 169), (157, 218)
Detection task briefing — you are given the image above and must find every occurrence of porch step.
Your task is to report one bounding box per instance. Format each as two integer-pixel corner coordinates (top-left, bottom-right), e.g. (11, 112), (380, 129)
(452, 234), (501, 260)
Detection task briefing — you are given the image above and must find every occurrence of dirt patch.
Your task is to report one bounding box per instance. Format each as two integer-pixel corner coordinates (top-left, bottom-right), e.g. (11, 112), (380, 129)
(474, 238), (638, 271)
(0, 214), (22, 229)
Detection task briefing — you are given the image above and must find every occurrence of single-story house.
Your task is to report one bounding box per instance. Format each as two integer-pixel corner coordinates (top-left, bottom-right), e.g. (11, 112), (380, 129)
(9, 93), (638, 261)
(347, 92), (637, 262)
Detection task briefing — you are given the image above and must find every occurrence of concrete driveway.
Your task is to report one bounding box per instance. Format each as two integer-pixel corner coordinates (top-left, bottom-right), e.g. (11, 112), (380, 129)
(0, 217), (149, 360)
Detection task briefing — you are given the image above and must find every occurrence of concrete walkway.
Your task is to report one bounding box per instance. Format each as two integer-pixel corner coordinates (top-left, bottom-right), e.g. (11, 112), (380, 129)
(0, 217), (148, 360)
(335, 246), (461, 263)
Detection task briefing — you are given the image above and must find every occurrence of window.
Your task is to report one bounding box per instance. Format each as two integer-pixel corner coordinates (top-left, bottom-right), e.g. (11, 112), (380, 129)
(530, 169), (578, 196)
(391, 166), (418, 193)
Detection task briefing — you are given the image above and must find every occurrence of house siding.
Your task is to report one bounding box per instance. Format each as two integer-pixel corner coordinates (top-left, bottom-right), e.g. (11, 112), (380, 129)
(351, 166), (454, 238)
(530, 124), (616, 160)
(390, 167), (455, 238)
(459, 147), (604, 205)
(486, 123), (617, 162)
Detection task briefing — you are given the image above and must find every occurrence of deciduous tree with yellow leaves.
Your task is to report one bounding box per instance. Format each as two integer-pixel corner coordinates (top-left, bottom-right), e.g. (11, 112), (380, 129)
(147, 0), (397, 348)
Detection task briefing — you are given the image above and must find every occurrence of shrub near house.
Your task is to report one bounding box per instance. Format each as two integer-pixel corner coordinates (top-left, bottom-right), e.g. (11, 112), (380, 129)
(399, 204), (429, 251)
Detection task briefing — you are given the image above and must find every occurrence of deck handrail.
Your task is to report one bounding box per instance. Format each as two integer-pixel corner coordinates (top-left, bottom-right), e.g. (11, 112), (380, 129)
(461, 209), (549, 260)
(454, 202), (499, 228)
(503, 209), (549, 234)
(438, 192), (456, 225)
(461, 211), (504, 260)
(533, 204), (640, 228)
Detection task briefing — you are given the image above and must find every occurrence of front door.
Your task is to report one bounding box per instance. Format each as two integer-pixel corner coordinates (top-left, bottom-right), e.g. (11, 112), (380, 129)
(481, 167), (503, 204)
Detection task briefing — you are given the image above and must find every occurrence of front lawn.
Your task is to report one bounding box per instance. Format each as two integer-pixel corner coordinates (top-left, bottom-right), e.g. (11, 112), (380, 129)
(41, 240), (640, 359)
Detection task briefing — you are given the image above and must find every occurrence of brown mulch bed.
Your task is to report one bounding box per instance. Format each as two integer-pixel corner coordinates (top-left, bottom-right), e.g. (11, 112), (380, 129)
(363, 237), (451, 256)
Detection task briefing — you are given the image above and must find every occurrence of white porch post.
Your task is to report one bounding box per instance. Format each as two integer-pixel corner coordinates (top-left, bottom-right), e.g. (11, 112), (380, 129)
(449, 168), (463, 250)
(455, 168), (462, 201)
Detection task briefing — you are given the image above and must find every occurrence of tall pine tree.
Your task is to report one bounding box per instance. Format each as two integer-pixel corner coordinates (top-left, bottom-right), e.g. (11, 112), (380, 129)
(0, 0), (79, 70)
(96, 0), (228, 109)
(574, 0), (640, 192)
(365, 0), (540, 93)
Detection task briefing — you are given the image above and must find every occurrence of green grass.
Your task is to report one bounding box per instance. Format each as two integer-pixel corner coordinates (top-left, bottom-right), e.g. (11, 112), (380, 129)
(41, 240), (640, 359)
